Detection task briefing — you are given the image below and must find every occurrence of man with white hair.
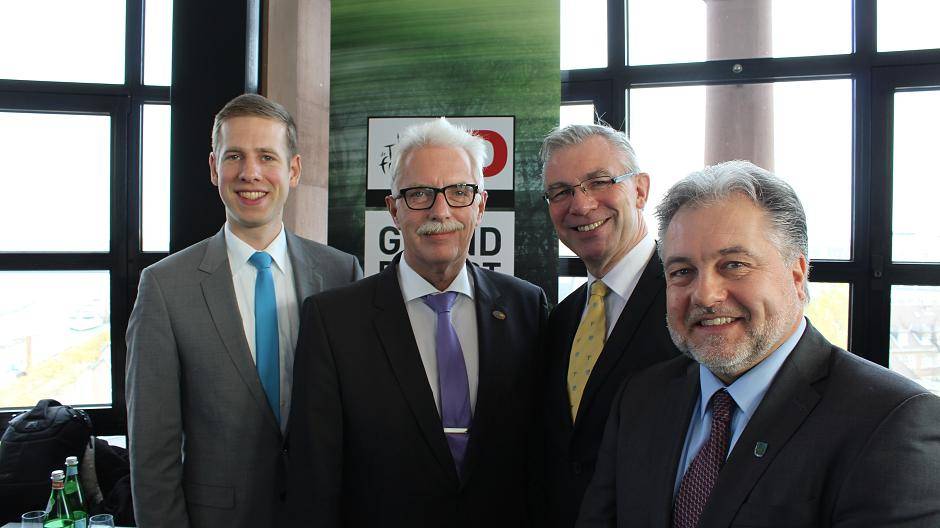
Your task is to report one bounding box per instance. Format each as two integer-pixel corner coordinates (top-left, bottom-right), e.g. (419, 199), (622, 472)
(286, 118), (548, 527)
(577, 160), (940, 527)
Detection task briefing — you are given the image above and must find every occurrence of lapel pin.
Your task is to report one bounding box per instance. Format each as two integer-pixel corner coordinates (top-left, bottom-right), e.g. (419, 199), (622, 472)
(754, 441), (768, 458)
(492, 310), (506, 320)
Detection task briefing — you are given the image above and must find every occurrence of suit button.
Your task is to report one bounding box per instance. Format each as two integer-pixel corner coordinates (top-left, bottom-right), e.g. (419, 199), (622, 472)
(279, 492), (287, 502)
(282, 448), (289, 456)
(571, 462), (582, 475)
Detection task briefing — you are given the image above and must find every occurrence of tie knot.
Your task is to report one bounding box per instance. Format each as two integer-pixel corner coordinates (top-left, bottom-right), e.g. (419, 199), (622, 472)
(249, 251), (274, 270)
(709, 389), (734, 425)
(423, 291), (458, 314)
(589, 280), (609, 298)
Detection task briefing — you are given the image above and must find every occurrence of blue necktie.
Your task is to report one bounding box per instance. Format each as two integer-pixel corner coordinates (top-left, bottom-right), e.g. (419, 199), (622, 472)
(422, 292), (472, 477)
(249, 251), (280, 424)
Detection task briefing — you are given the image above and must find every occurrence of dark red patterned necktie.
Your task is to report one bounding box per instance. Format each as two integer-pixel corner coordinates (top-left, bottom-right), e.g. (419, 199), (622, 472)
(672, 389), (734, 528)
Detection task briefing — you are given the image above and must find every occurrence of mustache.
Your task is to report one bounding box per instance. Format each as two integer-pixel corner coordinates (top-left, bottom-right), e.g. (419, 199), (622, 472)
(684, 306), (746, 326)
(416, 219), (465, 235)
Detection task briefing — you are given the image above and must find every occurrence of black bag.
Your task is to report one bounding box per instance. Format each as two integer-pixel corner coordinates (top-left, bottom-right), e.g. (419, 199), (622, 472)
(0, 399), (92, 522)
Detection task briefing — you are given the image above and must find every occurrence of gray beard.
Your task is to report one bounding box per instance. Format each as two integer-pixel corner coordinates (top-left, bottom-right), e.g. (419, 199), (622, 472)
(667, 299), (802, 380)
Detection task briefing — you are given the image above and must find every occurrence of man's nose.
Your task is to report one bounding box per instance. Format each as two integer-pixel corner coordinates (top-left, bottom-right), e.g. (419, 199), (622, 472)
(239, 156), (262, 181)
(691, 271), (727, 309)
(428, 190), (452, 218)
(567, 185), (598, 215)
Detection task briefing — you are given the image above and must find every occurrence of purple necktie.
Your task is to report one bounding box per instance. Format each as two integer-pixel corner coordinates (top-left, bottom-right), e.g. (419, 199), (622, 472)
(422, 292), (472, 476)
(673, 389), (734, 528)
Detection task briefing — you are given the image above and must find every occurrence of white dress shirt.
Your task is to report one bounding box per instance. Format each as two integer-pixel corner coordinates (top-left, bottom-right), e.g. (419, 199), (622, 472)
(583, 232), (656, 338)
(225, 223), (300, 431)
(397, 255), (480, 415)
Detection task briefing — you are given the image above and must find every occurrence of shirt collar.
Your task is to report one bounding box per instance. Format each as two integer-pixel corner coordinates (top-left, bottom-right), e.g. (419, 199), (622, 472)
(224, 222), (289, 273)
(585, 232), (655, 301)
(397, 253), (474, 302)
(696, 316), (807, 421)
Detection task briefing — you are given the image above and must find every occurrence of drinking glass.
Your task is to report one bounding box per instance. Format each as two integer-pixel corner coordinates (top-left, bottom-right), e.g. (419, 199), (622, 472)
(88, 514), (115, 527)
(21, 510), (47, 527)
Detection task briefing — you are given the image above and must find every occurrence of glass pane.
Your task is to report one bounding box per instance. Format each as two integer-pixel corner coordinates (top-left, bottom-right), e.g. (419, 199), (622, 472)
(0, 1), (125, 83)
(890, 285), (940, 395)
(0, 271), (111, 410)
(560, 103), (595, 127)
(628, 79), (852, 260)
(0, 112), (110, 252)
(558, 103), (595, 257)
(560, 242), (577, 258)
(144, 0), (174, 86)
(559, 276), (589, 301)
(804, 282), (850, 350)
(892, 90), (940, 263)
(628, 0), (851, 66)
(877, 0), (940, 52)
(561, 0), (607, 70)
(142, 104), (171, 252)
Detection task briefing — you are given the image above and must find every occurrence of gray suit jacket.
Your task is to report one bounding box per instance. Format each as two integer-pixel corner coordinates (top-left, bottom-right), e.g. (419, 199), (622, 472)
(577, 322), (940, 527)
(126, 228), (362, 528)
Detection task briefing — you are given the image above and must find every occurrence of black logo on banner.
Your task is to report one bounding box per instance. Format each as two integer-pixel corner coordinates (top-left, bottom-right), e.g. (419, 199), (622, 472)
(378, 226), (503, 271)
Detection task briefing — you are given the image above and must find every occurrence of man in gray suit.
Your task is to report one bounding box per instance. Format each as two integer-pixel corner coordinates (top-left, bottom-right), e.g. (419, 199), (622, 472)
(125, 94), (362, 528)
(577, 160), (940, 527)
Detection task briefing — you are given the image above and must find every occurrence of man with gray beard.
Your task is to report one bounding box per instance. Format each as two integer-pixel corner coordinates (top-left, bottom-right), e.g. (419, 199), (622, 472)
(286, 118), (548, 527)
(577, 160), (940, 527)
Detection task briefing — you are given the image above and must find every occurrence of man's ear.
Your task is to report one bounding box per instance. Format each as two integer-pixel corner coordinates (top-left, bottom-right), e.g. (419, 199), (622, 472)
(209, 152), (219, 187)
(791, 254), (809, 303)
(289, 154), (302, 188)
(634, 172), (651, 210)
(385, 194), (401, 227)
(475, 190), (488, 223)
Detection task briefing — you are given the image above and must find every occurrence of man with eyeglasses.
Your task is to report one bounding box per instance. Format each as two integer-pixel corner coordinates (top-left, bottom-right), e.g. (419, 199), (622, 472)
(286, 118), (548, 527)
(539, 123), (681, 528)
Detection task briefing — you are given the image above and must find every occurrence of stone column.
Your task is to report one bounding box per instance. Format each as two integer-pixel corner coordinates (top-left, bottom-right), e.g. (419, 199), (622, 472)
(265, 0), (331, 243)
(704, 0), (774, 170)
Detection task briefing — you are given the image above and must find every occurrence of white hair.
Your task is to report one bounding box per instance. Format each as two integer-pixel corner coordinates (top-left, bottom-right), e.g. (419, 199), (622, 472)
(390, 118), (487, 194)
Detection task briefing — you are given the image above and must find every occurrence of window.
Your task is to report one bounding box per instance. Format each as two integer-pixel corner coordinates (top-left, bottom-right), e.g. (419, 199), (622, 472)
(0, 0), (172, 433)
(558, 0), (940, 380)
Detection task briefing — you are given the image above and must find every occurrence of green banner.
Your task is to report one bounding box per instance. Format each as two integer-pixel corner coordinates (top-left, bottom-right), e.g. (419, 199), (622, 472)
(328, 0), (560, 299)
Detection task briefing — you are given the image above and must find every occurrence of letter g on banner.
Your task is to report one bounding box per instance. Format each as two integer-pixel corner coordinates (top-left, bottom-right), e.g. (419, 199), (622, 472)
(473, 129), (508, 178)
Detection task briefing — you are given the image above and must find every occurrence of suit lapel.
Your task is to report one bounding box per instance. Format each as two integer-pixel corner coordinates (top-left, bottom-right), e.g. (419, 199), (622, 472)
(699, 323), (829, 526)
(577, 253), (666, 425)
(199, 230), (281, 431)
(460, 264), (511, 486)
(285, 230), (323, 304)
(549, 286), (586, 431)
(372, 258), (459, 483)
(649, 361), (700, 527)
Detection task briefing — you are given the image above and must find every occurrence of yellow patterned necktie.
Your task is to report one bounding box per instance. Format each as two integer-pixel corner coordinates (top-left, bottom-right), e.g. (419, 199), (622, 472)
(567, 280), (609, 422)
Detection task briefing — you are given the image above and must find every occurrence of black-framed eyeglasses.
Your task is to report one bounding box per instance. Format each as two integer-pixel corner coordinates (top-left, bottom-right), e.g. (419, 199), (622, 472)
(392, 183), (480, 210)
(543, 171), (637, 204)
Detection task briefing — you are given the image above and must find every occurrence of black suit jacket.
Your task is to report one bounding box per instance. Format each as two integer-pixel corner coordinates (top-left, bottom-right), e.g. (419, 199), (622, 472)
(286, 257), (549, 527)
(544, 252), (680, 528)
(578, 322), (940, 528)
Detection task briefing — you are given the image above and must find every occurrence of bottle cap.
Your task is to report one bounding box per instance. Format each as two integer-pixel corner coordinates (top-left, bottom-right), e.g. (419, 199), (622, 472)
(65, 456), (79, 466)
(51, 470), (65, 481)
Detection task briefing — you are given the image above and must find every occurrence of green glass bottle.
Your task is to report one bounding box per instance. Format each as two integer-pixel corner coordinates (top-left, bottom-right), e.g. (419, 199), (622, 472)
(64, 456), (87, 528)
(44, 470), (74, 528)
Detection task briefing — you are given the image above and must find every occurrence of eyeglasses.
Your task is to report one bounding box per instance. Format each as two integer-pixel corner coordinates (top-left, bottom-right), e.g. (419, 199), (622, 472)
(392, 183), (480, 210)
(543, 171), (637, 204)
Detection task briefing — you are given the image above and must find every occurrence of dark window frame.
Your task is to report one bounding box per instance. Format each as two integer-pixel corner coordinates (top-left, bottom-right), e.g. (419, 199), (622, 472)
(0, 0), (170, 434)
(559, 0), (940, 366)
